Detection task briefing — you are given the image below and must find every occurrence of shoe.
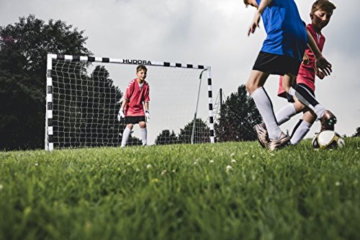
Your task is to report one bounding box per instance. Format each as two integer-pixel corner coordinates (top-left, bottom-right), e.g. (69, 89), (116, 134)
(268, 132), (290, 152)
(254, 123), (269, 148)
(320, 110), (337, 131)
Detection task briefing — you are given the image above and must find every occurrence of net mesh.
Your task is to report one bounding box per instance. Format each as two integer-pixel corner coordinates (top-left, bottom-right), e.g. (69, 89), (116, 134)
(50, 59), (211, 148)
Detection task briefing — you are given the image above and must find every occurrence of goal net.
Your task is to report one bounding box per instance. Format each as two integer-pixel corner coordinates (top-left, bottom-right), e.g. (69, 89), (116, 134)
(45, 54), (214, 151)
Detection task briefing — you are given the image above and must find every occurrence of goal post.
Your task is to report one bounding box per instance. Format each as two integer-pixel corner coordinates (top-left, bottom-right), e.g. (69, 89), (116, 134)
(45, 54), (215, 151)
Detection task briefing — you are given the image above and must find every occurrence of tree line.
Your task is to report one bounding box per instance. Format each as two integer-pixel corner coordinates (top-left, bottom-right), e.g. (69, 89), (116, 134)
(1, 15), (358, 150)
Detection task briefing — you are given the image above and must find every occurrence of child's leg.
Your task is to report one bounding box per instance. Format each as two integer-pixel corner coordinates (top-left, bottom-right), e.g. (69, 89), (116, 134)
(121, 124), (133, 147)
(276, 104), (297, 125)
(139, 121), (147, 146)
(246, 70), (282, 140)
(276, 96), (306, 125)
(282, 74), (326, 119)
(290, 110), (316, 145)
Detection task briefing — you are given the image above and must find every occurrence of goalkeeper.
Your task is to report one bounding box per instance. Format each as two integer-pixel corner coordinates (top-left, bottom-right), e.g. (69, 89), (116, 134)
(118, 65), (150, 147)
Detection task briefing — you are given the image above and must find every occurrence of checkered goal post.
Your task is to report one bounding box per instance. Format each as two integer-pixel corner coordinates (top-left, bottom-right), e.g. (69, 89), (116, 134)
(45, 54), (215, 151)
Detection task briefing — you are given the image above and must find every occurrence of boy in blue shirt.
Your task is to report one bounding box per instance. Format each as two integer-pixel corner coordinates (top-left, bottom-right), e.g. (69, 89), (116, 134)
(244, 0), (336, 151)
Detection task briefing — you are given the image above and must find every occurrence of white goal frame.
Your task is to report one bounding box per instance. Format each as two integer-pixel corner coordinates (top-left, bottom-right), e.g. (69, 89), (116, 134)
(45, 54), (215, 151)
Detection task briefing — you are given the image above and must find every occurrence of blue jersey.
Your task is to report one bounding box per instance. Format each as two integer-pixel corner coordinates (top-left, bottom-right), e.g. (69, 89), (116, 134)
(256, 0), (308, 61)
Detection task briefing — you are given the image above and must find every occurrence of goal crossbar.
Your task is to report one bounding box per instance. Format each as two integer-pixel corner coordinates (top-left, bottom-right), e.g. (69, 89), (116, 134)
(45, 54), (215, 151)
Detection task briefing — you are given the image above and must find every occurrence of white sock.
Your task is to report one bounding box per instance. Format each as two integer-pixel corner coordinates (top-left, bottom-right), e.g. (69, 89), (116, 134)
(290, 120), (312, 145)
(140, 128), (147, 145)
(276, 104), (297, 126)
(121, 127), (131, 147)
(251, 87), (281, 139)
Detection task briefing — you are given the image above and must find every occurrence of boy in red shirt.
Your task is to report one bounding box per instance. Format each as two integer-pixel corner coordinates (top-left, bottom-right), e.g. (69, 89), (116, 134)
(256, 0), (336, 147)
(245, 0), (334, 151)
(118, 65), (150, 147)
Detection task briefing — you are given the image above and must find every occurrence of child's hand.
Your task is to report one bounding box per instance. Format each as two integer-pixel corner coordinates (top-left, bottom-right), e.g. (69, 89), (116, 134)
(315, 69), (326, 80)
(248, 12), (261, 36)
(117, 108), (125, 121)
(315, 55), (332, 76)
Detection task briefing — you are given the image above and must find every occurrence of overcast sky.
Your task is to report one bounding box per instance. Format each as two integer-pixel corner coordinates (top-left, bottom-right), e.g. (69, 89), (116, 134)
(1, 0), (359, 143)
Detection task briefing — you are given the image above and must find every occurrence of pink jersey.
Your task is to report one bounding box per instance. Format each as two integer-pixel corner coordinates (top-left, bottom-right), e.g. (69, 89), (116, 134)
(124, 79), (150, 116)
(278, 24), (325, 96)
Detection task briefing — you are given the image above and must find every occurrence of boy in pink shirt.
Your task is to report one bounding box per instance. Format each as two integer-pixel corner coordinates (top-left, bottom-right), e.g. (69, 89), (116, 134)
(118, 65), (150, 147)
(259, 0), (337, 147)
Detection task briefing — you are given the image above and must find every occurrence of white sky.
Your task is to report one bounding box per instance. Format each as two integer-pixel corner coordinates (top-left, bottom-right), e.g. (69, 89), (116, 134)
(1, 0), (359, 143)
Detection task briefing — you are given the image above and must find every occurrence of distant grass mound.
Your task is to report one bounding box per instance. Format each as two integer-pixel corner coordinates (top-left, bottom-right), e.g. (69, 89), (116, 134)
(1, 138), (359, 240)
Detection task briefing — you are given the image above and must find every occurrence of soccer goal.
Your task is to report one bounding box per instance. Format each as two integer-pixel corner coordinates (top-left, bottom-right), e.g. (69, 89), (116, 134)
(45, 54), (215, 151)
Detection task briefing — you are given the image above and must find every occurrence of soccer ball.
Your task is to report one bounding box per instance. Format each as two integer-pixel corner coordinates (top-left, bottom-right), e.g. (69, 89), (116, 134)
(312, 130), (345, 149)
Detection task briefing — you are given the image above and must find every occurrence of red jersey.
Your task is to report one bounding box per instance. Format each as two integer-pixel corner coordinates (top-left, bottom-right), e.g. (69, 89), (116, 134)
(278, 24), (325, 96)
(124, 79), (150, 116)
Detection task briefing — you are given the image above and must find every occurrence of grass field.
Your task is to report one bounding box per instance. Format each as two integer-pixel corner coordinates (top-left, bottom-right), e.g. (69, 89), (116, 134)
(1, 138), (360, 240)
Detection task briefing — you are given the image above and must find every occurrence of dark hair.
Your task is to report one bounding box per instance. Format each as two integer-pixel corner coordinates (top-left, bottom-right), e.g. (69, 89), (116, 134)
(311, 0), (336, 14)
(136, 65), (147, 72)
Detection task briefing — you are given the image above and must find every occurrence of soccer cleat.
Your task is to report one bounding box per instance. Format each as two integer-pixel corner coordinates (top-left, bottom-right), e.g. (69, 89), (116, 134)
(254, 123), (269, 148)
(268, 132), (290, 152)
(320, 110), (337, 131)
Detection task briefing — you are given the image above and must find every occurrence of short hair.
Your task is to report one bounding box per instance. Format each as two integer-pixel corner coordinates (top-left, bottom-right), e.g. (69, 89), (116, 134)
(136, 65), (147, 72)
(311, 0), (336, 14)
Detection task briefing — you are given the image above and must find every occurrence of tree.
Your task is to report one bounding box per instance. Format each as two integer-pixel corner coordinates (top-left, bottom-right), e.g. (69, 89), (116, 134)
(155, 130), (178, 145)
(215, 85), (262, 142)
(125, 135), (143, 146)
(0, 15), (91, 150)
(52, 65), (124, 148)
(178, 118), (210, 144)
(353, 127), (360, 137)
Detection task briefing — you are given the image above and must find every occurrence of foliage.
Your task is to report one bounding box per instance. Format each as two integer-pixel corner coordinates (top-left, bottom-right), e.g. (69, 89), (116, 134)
(353, 127), (360, 137)
(154, 119), (210, 145)
(215, 85), (262, 142)
(52, 64), (126, 148)
(155, 130), (178, 145)
(178, 118), (210, 144)
(0, 15), (91, 150)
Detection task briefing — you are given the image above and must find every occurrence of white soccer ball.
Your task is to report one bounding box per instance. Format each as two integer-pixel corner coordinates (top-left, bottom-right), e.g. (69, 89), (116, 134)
(312, 130), (345, 149)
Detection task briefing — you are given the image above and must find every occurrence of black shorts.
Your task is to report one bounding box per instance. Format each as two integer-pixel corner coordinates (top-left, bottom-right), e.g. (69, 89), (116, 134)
(253, 51), (302, 76)
(279, 83), (315, 103)
(125, 116), (146, 124)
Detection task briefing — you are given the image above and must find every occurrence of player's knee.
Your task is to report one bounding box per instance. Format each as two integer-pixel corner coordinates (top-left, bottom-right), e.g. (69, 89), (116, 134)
(127, 124), (134, 129)
(294, 101), (305, 113)
(246, 81), (256, 94)
(139, 122), (146, 128)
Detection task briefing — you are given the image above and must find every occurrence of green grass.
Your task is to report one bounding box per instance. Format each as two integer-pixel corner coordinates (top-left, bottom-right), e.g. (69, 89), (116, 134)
(1, 138), (360, 240)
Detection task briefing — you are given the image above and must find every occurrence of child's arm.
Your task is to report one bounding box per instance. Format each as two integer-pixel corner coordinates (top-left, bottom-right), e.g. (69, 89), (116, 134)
(257, 0), (272, 13)
(121, 99), (128, 109)
(144, 102), (149, 112)
(248, 0), (272, 36)
(306, 29), (332, 76)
